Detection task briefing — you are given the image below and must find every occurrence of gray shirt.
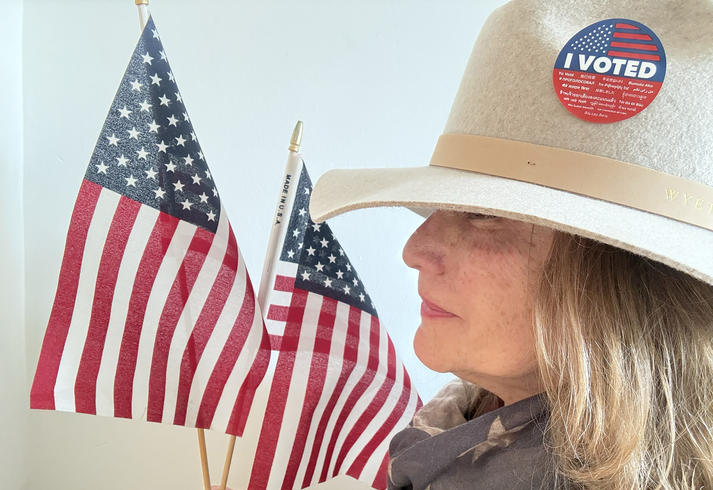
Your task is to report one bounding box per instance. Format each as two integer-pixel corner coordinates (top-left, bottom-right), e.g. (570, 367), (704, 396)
(388, 380), (553, 490)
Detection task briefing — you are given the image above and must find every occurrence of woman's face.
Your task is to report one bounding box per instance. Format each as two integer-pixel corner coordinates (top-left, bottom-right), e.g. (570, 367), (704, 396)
(402, 210), (555, 405)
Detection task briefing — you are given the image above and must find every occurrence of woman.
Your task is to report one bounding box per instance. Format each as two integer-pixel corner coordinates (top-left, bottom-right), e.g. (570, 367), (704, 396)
(310, 0), (713, 488)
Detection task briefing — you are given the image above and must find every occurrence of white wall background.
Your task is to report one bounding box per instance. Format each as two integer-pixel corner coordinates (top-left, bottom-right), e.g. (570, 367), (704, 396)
(0, 0), (29, 488)
(14, 1), (507, 489)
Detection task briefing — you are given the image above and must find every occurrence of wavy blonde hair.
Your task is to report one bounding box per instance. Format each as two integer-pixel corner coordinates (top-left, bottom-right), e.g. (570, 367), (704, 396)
(534, 232), (713, 489)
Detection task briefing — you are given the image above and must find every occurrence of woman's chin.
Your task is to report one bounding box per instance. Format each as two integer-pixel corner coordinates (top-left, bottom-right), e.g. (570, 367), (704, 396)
(413, 326), (451, 373)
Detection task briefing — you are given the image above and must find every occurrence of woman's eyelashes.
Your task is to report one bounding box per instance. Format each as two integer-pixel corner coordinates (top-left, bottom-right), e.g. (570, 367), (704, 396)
(466, 212), (498, 221)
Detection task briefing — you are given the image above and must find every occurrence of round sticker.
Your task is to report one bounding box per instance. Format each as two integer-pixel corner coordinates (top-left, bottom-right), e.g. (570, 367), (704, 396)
(553, 19), (666, 123)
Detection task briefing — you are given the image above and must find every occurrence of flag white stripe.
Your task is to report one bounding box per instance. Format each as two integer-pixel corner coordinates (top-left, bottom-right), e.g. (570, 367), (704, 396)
(131, 219), (197, 420)
(323, 308), (377, 479)
(55, 188), (122, 411)
(355, 358), (421, 482)
(161, 206), (231, 423)
(331, 311), (391, 477)
(184, 243), (247, 428)
(95, 203), (159, 416)
(267, 292), (326, 488)
(264, 261), (299, 336)
(207, 289), (265, 432)
(358, 369), (419, 478)
(310, 302), (371, 482)
(293, 297), (355, 487)
(363, 368), (420, 478)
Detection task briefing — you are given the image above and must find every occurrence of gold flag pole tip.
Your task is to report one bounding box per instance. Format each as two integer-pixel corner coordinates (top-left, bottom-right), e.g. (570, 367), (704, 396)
(289, 121), (303, 153)
(135, 0), (149, 5)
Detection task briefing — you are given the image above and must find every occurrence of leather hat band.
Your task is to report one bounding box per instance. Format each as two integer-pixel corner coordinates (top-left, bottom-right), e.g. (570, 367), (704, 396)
(429, 134), (713, 232)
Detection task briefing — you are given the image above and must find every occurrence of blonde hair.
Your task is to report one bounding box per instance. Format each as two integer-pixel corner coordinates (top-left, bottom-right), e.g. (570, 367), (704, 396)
(535, 232), (713, 489)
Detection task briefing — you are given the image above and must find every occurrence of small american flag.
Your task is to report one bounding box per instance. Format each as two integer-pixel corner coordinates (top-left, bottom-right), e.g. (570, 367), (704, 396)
(569, 20), (662, 62)
(30, 16), (270, 437)
(248, 155), (421, 489)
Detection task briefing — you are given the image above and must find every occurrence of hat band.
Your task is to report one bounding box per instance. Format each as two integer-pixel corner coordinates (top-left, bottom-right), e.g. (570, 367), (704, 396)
(429, 134), (713, 232)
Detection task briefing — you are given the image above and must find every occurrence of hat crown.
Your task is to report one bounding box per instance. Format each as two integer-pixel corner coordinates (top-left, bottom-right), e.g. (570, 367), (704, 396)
(444, 0), (713, 186)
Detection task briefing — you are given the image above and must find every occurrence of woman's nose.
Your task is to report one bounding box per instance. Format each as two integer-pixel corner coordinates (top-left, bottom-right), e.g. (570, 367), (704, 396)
(402, 211), (448, 274)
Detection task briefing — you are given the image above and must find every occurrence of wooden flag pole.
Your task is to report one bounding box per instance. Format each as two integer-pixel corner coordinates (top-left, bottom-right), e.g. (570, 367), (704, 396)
(133, 4), (212, 489)
(197, 428), (212, 490)
(219, 435), (237, 490)
(217, 121), (305, 490)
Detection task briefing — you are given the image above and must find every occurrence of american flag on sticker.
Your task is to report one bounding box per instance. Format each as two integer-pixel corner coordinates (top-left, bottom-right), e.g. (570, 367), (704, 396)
(30, 16), (270, 437)
(248, 156), (421, 489)
(564, 18), (666, 68)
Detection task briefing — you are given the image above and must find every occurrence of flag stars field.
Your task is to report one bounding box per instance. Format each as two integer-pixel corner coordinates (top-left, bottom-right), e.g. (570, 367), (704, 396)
(84, 21), (221, 234)
(277, 166), (378, 312)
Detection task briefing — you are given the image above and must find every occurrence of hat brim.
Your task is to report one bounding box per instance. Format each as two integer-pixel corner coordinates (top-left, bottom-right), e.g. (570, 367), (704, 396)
(310, 165), (713, 286)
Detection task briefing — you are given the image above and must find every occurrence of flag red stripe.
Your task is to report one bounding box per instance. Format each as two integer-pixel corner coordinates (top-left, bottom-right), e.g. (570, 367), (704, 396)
(269, 334), (283, 351)
(303, 306), (362, 485)
(147, 226), (214, 422)
(30, 179), (103, 410)
(615, 23), (640, 30)
(345, 342), (405, 480)
(607, 50), (660, 61)
(334, 319), (392, 476)
(350, 363), (419, 485)
(371, 452), (390, 490)
(274, 274), (295, 292)
(195, 265), (263, 434)
(279, 298), (338, 490)
(612, 32), (652, 41)
(172, 228), (239, 426)
(74, 197), (142, 414)
(610, 41), (657, 51)
(327, 311), (382, 477)
(225, 329), (270, 436)
(113, 212), (180, 418)
(248, 289), (309, 489)
(267, 305), (290, 322)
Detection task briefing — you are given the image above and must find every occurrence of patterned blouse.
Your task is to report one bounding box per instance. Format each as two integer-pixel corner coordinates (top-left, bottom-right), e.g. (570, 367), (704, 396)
(387, 380), (553, 489)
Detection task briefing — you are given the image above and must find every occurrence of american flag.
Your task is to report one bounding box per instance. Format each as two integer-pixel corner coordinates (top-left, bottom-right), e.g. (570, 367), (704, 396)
(30, 17), (270, 437)
(248, 155), (421, 489)
(568, 19), (662, 62)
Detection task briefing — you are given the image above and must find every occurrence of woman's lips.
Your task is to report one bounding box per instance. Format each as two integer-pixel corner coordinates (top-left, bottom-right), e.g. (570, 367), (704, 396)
(420, 298), (457, 318)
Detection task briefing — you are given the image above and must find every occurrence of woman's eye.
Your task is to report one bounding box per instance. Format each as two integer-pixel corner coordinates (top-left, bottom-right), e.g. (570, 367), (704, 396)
(466, 212), (497, 221)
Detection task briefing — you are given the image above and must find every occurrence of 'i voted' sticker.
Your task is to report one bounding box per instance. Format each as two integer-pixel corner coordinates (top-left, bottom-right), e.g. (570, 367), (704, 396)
(553, 19), (666, 123)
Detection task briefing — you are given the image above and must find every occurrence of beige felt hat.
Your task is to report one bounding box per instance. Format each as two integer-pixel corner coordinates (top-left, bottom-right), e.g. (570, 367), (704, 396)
(310, 0), (713, 286)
